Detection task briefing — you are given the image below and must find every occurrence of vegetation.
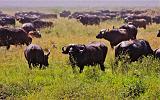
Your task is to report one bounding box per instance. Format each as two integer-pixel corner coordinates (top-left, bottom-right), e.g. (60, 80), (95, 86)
(0, 9), (160, 99)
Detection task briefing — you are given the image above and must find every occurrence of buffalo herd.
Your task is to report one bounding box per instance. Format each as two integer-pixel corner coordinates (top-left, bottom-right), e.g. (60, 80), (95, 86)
(0, 9), (160, 73)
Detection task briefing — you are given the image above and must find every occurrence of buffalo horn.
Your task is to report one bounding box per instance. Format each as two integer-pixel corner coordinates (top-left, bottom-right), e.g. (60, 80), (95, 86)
(45, 49), (50, 56)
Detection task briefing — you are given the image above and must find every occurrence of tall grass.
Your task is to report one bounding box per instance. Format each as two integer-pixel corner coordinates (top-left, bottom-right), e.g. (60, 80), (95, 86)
(0, 14), (160, 99)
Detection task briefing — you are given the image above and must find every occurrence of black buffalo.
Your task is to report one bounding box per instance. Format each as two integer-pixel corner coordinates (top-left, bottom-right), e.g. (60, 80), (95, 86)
(152, 16), (160, 24)
(115, 39), (153, 63)
(129, 19), (147, 29)
(17, 16), (39, 24)
(24, 44), (50, 69)
(0, 27), (32, 49)
(60, 10), (71, 17)
(154, 48), (160, 59)
(119, 24), (137, 39)
(22, 23), (41, 38)
(96, 28), (136, 48)
(0, 16), (15, 27)
(32, 20), (53, 29)
(77, 15), (100, 25)
(62, 41), (108, 73)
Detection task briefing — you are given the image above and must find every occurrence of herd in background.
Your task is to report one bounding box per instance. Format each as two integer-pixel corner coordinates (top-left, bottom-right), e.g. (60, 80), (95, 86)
(0, 9), (160, 73)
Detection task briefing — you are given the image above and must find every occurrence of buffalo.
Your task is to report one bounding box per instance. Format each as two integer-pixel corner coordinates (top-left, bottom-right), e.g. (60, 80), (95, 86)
(115, 39), (153, 63)
(24, 44), (50, 69)
(22, 23), (41, 38)
(119, 24), (137, 39)
(32, 20), (53, 29)
(124, 15), (152, 25)
(17, 16), (39, 24)
(40, 14), (57, 19)
(96, 28), (136, 48)
(77, 15), (100, 25)
(128, 19), (147, 29)
(0, 16), (15, 27)
(0, 27), (32, 49)
(60, 10), (71, 18)
(152, 16), (160, 24)
(154, 48), (160, 59)
(62, 41), (108, 73)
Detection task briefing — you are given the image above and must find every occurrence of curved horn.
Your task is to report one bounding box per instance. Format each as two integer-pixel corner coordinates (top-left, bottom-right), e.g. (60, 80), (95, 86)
(47, 49), (50, 56)
(62, 46), (66, 52)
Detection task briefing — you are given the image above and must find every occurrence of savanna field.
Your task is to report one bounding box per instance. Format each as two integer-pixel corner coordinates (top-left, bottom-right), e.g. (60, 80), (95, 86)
(1, 8), (160, 99)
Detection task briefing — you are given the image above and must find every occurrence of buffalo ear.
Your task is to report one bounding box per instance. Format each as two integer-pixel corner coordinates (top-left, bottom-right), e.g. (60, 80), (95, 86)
(113, 26), (115, 29)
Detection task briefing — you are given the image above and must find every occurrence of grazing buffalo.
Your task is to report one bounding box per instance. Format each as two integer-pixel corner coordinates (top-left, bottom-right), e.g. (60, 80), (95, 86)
(119, 24), (137, 39)
(0, 16), (15, 27)
(129, 19), (147, 29)
(124, 15), (152, 25)
(62, 41), (108, 73)
(17, 16), (39, 24)
(40, 14), (57, 19)
(77, 15), (100, 25)
(32, 20), (53, 29)
(60, 10), (71, 17)
(96, 29), (136, 48)
(0, 27), (32, 49)
(152, 16), (160, 24)
(24, 44), (50, 69)
(22, 23), (41, 38)
(115, 39), (153, 63)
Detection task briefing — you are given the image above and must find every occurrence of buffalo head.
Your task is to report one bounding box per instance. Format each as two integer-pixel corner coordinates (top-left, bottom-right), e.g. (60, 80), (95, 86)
(29, 31), (41, 38)
(96, 29), (108, 39)
(25, 36), (32, 46)
(76, 15), (84, 20)
(62, 44), (86, 55)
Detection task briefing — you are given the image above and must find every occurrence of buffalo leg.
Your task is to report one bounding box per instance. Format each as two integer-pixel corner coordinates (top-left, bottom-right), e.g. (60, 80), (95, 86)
(6, 45), (10, 50)
(79, 66), (84, 73)
(100, 64), (105, 71)
(39, 64), (43, 69)
(32, 63), (36, 67)
(28, 62), (32, 69)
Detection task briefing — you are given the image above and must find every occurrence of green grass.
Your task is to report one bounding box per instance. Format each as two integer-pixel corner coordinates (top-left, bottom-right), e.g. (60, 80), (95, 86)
(0, 13), (160, 99)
